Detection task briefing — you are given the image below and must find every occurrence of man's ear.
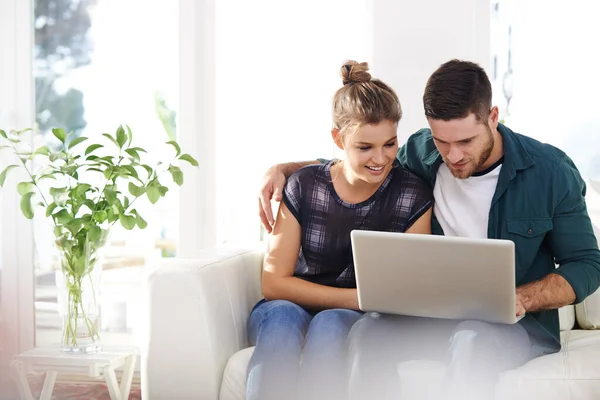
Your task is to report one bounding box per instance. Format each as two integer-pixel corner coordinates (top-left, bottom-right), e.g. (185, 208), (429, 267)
(331, 129), (344, 150)
(489, 106), (500, 129)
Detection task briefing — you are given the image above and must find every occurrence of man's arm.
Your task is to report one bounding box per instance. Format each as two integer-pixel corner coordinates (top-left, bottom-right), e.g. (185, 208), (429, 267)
(259, 160), (320, 233)
(516, 273), (575, 315)
(518, 156), (600, 315)
(280, 161), (320, 178)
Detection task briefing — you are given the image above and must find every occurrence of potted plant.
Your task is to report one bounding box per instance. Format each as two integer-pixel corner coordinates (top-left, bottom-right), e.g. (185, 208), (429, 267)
(0, 125), (198, 353)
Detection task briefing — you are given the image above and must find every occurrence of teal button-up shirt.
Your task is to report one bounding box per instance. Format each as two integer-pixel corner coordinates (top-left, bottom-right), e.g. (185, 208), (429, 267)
(398, 123), (600, 351)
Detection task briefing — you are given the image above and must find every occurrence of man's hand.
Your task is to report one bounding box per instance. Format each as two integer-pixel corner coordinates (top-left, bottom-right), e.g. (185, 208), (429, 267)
(516, 292), (527, 317)
(259, 166), (286, 233)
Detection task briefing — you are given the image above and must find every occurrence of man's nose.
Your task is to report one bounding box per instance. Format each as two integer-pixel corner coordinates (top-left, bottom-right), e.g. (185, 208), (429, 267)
(446, 145), (463, 164)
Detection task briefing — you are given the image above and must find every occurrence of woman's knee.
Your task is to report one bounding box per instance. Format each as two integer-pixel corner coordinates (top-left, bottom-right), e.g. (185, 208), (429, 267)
(309, 309), (362, 333)
(256, 300), (311, 328)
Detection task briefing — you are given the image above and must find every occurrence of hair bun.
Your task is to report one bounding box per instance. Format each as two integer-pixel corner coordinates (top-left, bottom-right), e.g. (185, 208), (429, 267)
(341, 60), (371, 85)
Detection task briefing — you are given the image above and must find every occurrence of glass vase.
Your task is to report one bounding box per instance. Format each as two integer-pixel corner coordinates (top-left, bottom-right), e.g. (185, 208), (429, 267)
(55, 227), (110, 353)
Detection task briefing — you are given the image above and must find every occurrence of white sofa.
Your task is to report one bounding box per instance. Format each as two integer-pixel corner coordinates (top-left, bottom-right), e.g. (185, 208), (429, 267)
(141, 248), (600, 400)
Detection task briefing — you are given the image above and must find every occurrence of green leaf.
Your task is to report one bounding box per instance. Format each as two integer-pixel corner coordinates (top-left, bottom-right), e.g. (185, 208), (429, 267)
(53, 209), (72, 224)
(166, 141), (181, 156)
(20, 192), (35, 219)
(46, 203), (58, 217)
(128, 146), (147, 154)
(128, 182), (146, 197)
(125, 148), (140, 161)
(105, 187), (118, 204)
(85, 144), (104, 155)
(17, 182), (35, 195)
(116, 126), (127, 148)
(0, 165), (19, 186)
(169, 166), (184, 186)
(141, 164), (153, 178)
(158, 185), (169, 196)
(33, 146), (51, 156)
(104, 168), (114, 180)
(68, 136), (88, 150)
(88, 225), (102, 242)
(102, 133), (120, 147)
(87, 225), (102, 243)
(146, 186), (161, 204)
(64, 218), (83, 235)
(93, 210), (108, 223)
(53, 225), (63, 238)
(38, 173), (57, 181)
(49, 151), (67, 162)
(125, 124), (133, 147)
(0, 129), (6, 138)
(131, 209), (148, 229)
(17, 128), (32, 135)
(119, 214), (136, 230)
(179, 153), (199, 167)
(86, 167), (104, 174)
(74, 183), (93, 198)
(49, 187), (68, 207)
(122, 165), (140, 181)
(52, 128), (66, 143)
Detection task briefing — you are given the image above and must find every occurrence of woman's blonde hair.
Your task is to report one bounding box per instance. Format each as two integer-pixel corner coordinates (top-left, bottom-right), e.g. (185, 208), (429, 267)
(332, 60), (402, 137)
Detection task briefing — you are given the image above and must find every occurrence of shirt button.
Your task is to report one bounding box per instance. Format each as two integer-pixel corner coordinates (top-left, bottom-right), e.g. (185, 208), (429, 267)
(527, 228), (533, 234)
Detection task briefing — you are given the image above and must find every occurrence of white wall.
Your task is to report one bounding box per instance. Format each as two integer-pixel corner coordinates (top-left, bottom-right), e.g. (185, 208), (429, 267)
(367, 0), (491, 143)
(0, 0), (35, 374)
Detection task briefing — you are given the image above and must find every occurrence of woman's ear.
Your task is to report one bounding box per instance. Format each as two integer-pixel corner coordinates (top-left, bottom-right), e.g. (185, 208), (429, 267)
(331, 129), (344, 150)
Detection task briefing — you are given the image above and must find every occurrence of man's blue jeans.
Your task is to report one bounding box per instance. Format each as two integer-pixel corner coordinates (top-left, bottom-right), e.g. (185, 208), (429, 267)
(346, 313), (547, 400)
(246, 299), (362, 400)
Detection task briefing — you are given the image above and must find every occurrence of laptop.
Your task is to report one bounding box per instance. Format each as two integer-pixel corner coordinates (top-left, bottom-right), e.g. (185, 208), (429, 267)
(350, 230), (522, 324)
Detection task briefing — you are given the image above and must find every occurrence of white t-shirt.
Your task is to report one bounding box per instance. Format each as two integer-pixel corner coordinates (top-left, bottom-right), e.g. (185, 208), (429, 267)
(433, 159), (503, 238)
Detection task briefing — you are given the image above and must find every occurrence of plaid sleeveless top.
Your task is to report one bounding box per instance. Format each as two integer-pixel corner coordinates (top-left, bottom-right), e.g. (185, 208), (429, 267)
(282, 160), (433, 288)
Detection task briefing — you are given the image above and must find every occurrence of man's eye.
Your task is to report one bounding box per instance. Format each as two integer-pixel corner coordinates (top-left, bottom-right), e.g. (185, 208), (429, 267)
(460, 139), (472, 144)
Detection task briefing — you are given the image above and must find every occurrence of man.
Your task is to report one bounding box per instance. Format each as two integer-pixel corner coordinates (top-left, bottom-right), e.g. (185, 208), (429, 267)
(257, 59), (600, 398)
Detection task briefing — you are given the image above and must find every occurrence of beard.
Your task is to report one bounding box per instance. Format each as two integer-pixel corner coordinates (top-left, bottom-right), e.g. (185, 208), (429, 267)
(447, 128), (495, 179)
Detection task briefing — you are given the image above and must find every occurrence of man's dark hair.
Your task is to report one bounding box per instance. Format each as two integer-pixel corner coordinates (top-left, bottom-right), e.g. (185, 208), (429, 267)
(423, 59), (492, 121)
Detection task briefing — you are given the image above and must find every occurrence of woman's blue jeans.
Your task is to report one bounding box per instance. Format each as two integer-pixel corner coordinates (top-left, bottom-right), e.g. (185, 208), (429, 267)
(246, 299), (362, 400)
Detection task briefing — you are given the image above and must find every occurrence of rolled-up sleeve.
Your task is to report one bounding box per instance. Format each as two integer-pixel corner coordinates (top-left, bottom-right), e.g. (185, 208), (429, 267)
(550, 156), (600, 303)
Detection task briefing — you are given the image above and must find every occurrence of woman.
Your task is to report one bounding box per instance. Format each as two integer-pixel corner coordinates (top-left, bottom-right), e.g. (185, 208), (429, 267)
(246, 60), (433, 400)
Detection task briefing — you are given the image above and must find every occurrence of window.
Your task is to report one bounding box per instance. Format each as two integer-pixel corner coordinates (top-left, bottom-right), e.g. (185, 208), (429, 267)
(490, 0), (600, 225)
(33, 0), (179, 347)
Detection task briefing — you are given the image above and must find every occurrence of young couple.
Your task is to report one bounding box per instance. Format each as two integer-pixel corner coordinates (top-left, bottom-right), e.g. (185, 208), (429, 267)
(248, 59), (600, 400)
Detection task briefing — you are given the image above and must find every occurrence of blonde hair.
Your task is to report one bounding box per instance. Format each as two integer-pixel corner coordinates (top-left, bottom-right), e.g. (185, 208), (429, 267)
(332, 60), (402, 137)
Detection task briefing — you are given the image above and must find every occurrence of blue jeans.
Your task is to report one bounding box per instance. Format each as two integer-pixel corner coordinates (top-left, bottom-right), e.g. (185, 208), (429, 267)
(246, 299), (362, 400)
(347, 313), (545, 400)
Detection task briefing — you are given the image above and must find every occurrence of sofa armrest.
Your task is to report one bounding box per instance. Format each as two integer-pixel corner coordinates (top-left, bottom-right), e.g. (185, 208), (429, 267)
(141, 248), (264, 400)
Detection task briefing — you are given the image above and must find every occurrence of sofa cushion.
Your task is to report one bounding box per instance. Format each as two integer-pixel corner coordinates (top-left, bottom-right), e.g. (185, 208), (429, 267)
(220, 346), (254, 400)
(221, 330), (600, 400)
(576, 288), (600, 329)
(574, 223), (600, 329)
(559, 304), (575, 331)
(495, 330), (600, 400)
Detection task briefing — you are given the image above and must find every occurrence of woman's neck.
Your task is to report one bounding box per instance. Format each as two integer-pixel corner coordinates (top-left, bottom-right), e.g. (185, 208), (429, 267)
(331, 161), (385, 204)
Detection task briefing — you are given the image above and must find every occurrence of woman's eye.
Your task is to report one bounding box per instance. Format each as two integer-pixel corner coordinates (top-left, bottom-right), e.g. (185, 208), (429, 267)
(384, 142), (396, 147)
(359, 146), (371, 151)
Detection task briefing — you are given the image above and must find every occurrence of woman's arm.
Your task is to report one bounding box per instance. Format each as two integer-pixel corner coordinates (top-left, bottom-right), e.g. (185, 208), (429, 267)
(262, 202), (359, 310)
(405, 207), (432, 234)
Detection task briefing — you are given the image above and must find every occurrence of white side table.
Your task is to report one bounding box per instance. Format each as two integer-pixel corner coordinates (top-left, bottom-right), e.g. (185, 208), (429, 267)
(11, 347), (136, 400)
